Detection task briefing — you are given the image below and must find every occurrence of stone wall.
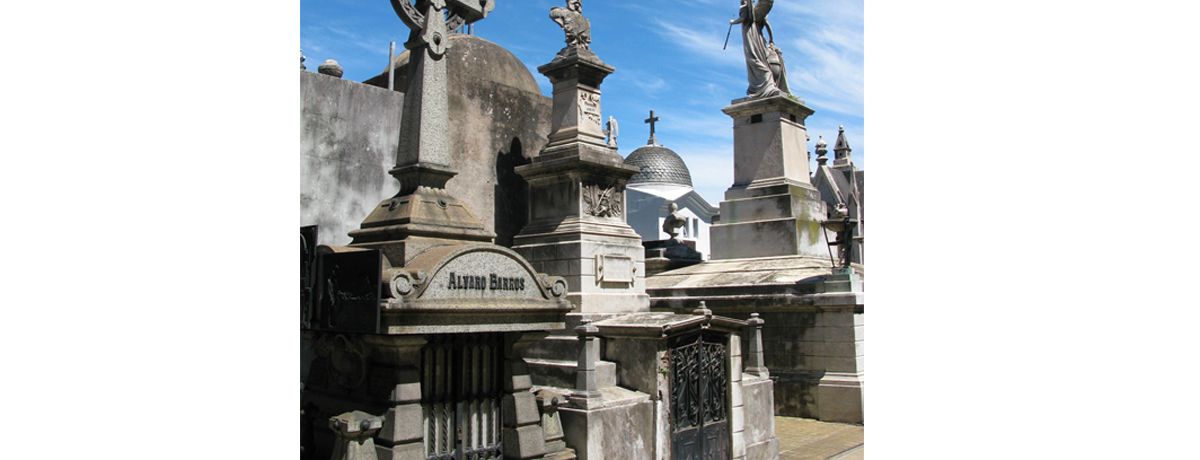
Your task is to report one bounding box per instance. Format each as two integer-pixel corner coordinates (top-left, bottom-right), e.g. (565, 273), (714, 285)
(743, 376), (779, 460)
(301, 37), (553, 247)
(300, 71), (403, 246)
(754, 306), (863, 422)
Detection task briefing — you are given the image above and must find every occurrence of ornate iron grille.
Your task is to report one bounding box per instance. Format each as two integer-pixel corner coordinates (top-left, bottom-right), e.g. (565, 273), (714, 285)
(670, 333), (729, 460)
(422, 334), (503, 460)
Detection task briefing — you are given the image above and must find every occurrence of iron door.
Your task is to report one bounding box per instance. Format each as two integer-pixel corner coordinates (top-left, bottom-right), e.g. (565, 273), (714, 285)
(422, 334), (504, 460)
(670, 332), (729, 460)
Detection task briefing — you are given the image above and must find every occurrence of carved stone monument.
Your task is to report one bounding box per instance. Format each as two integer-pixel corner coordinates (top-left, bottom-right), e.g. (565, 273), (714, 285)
(348, 0), (498, 265)
(512, 0), (649, 313)
(643, 2), (865, 427)
(302, 4), (580, 460)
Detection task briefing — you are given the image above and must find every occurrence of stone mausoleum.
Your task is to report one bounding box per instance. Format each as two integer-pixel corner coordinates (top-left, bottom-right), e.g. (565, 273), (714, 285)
(623, 114), (719, 261)
(301, 1), (863, 459)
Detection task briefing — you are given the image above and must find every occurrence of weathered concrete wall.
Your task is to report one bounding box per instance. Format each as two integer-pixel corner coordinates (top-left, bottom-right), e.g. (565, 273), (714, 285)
(559, 399), (656, 460)
(300, 71), (403, 246)
(743, 377), (780, 460)
(301, 36), (552, 247)
(748, 307), (863, 422)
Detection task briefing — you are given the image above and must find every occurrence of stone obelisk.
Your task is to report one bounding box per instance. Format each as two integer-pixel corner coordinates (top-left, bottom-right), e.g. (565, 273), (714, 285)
(348, 0), (496, 265)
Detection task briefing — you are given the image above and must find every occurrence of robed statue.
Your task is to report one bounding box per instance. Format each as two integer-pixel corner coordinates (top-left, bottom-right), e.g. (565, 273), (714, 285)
(604, 115), (619, 148)
(731, 0), (790, 98)
(550, 0), (591, 50)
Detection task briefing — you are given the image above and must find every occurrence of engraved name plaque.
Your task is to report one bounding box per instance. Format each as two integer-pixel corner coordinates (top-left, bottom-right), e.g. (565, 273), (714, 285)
(595, 253), (635, 284)
(420, 249), (543, 301)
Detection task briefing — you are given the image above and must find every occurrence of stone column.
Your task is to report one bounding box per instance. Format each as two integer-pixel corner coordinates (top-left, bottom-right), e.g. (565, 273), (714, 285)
(570, 319), (602, 405)
(329, 411), (384, 460)
(502, 332), (548, 459)
(710, 95), (829, 260)
(512, 48), (649, 313)
(728, 331), (747, 460)
(355, 336), (428, 460)
(745, 313), (768, 377)
(813, 294), (865, 424)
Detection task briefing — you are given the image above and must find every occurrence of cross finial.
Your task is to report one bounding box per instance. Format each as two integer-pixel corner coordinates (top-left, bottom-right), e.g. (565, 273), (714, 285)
(644, 110), (660, 145)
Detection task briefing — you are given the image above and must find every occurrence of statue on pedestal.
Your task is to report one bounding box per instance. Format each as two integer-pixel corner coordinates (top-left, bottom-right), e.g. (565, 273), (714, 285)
(730, 0), (791, 98)
(604, 116), (619, 148)
(662, 202), (686, 241)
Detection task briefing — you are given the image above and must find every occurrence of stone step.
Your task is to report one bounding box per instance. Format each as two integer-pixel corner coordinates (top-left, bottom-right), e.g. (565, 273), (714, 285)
(523, 335), (582, 362)
(525, 358), (617, 390)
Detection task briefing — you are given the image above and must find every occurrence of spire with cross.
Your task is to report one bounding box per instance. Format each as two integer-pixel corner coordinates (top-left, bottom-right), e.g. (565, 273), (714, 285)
(644, 110), (660, 145)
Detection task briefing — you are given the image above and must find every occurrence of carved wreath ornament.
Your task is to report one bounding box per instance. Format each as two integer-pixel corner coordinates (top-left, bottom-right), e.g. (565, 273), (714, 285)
(583, 183), (622, 218)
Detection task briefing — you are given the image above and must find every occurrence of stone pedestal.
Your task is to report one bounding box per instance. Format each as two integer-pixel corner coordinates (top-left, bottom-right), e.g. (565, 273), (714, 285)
(539, 48), (612, 154)
(502, 333), (549, 460)
(329, 411), (384, 460)
(812, 293), (864, 424)
(710, 95), (829, 260)
(513, 48), (649, 313)
(643, 239), (702, 276)
(364, 337), (427, 460)
(536, 389), (574, 459)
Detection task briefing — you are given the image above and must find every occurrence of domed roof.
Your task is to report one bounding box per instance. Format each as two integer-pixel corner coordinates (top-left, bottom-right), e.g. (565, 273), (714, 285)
(624, 144), (693, 187)
(369, 34), (541, 94)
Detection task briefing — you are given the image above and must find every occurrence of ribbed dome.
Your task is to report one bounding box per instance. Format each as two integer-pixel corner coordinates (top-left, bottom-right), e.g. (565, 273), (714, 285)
(624, 145), (693, 187)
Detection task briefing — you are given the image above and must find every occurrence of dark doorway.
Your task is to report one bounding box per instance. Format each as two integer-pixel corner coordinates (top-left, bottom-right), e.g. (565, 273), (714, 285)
(494, 138), (530, 248)
(669, 332), (730, 460)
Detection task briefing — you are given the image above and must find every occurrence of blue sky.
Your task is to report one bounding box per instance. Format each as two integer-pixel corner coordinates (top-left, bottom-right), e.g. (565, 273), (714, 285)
(301, 0), (864, 204)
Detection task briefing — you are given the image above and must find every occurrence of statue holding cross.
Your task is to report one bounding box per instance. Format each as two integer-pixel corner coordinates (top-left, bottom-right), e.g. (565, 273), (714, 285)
(729, 0), (791, 99)
(645, 110), (660, 145)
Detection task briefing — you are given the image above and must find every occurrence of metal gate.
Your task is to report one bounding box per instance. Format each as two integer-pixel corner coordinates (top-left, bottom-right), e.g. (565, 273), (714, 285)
(670, 332), (729, 460)
(421, 334), (504, 460)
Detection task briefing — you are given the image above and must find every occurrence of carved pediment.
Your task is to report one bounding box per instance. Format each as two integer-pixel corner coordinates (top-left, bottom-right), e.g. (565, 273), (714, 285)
(386, 244), (569, 309)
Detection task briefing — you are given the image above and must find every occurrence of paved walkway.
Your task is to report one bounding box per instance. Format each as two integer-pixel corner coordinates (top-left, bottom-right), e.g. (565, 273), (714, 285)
(775, 417), (863, 460)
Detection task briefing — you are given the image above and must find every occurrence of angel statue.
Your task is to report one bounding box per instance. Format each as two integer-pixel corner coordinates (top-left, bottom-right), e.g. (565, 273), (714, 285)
(730, 0), (791, 98)
(550, 0), (591, 51)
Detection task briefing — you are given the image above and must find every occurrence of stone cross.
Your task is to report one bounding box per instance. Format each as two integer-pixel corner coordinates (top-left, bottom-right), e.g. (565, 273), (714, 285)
(387, 0), (495, 191)
(644, 110), (660, 145)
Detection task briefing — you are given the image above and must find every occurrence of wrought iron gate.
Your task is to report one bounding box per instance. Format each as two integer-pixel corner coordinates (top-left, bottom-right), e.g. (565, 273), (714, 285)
(670, 332), (729, 460)
(422, 334), (504, 460)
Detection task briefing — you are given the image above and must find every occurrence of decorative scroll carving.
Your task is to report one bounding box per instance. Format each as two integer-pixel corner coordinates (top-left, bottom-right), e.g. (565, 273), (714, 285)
(578, 92), (602, 127)
(582, 183), (623, 218)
